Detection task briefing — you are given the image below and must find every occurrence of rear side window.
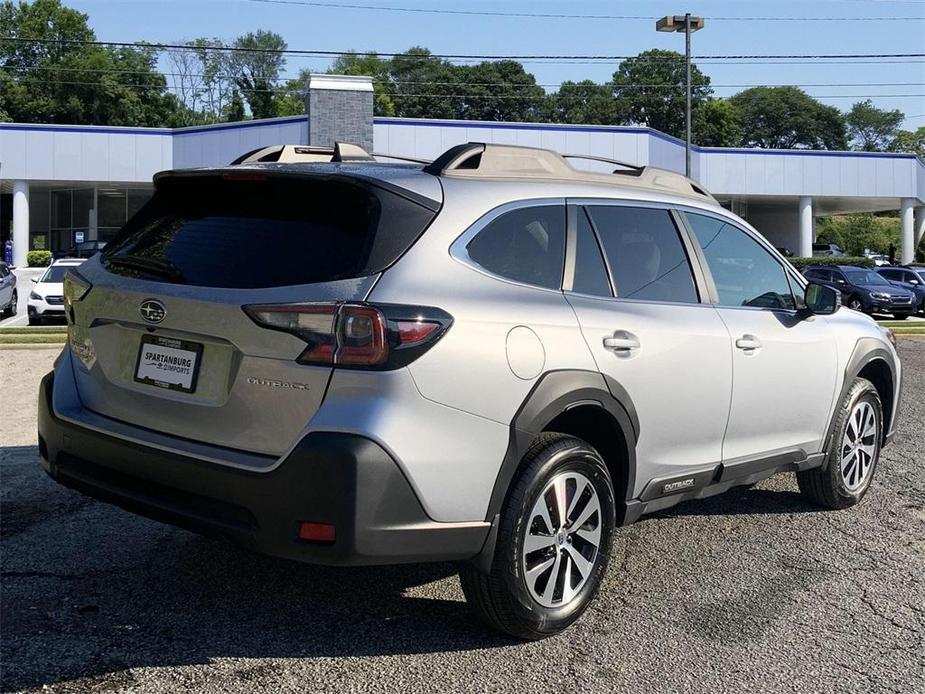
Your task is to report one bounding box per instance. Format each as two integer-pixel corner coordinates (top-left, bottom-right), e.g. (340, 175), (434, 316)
(102, 175), (437, 289)
(586, 206), (698, 303)
(572, 209), (612, 297)
(686, 213), (795, 310)
(466, 205), (566, 290)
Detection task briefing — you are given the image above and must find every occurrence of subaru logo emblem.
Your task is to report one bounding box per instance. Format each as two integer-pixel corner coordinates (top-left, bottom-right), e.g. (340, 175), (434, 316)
(140, 299), (167, 324)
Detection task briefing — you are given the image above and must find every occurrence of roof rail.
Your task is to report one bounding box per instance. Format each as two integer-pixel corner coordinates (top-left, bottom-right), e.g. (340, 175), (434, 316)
(560, 153), (644, 174)
(422, 142), (715, 202)
(230, 142), (375, 165)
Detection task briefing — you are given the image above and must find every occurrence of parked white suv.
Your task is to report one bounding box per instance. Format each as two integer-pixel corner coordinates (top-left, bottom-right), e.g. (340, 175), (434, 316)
(27, 259), (84, 325)
(38, 143), (902, 639)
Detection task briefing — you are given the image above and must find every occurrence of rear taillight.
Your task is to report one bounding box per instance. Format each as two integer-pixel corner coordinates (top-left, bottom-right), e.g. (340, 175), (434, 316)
(243, 302), (451, 369)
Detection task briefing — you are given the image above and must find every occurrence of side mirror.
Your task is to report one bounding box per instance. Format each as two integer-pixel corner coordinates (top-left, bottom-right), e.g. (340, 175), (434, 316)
(804, 282), (840, 315)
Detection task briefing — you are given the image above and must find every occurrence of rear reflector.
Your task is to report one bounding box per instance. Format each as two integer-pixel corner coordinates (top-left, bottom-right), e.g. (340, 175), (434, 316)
(297, 521), (336, 543)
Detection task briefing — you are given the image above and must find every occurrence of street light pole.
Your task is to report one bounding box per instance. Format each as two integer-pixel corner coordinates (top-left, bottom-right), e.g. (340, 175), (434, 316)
(656, 13), (704, 178)
(685, 12), (692, 178)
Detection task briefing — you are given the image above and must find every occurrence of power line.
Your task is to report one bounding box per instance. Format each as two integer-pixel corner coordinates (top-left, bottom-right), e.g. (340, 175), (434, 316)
(6, 65), (925, 90)
(239, 0), (925, 21)
(3, 37), (923, 61)
(5, 75), (923, 101)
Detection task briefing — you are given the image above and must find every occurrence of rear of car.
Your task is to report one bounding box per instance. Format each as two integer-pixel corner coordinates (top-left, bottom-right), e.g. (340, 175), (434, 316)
(37, 164), (490, 564)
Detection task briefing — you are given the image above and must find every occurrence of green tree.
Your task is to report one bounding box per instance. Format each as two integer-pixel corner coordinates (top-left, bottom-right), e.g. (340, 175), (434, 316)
(229, 30), (286, 119)
(815, 214), (900, 255)
(224, 89), (246, 122)
(329, 52), (395, 116)
(389, 47), (462, 119)
(889, 127), (925, 159)
(729, 86), (847, 150)
(693, 99), (741, 147)
(845, 99), (904, 151)
(611, 49), (711, 138)
(454, 60), (545, 122)
(543, 80), (622, 125)
(1, 0), (183, 126)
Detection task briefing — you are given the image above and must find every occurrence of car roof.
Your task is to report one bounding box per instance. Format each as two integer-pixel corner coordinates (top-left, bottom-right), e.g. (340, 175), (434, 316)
(51, 259), (84, 266)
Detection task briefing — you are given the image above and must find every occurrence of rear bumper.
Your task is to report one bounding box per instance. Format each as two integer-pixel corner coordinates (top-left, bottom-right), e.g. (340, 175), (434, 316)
(37, 369), (489, 566)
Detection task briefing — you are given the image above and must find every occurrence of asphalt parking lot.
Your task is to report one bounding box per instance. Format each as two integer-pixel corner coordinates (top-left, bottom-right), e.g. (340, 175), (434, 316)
(1, 342), (924, 693)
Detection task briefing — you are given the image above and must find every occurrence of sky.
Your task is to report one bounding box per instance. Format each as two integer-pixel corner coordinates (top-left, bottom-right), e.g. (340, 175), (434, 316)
(66, 0), (925, 128)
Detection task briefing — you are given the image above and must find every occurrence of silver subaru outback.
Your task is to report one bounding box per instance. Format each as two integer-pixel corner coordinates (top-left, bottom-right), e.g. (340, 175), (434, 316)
(39, 142), (901, 639)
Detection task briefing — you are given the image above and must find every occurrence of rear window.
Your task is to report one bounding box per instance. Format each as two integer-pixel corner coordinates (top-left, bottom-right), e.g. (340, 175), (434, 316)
(101, 175), (437, 289)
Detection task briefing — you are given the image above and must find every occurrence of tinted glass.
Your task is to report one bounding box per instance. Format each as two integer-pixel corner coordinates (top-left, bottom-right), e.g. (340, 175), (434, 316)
(878, 269), (898, 280)
(587, 206), (698, 303)
(844, 269), (889, 286)
(103, 176), (436, 289)
(687, 213), (795, 310)
(467, 205), (566, 290)
(572, 209), (612, 297)
(41, 265), (76, 283)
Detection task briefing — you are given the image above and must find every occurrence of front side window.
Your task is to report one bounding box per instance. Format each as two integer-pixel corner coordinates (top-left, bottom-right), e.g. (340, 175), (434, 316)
(466, 205), (566, 290)
(586, 206), (698, 303)
(686, 213), (796, 310)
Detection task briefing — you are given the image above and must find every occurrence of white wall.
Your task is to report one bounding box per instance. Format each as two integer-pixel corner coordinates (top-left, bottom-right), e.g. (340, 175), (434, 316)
(0, 124), (172, 183)
(172, 116), (307, 169)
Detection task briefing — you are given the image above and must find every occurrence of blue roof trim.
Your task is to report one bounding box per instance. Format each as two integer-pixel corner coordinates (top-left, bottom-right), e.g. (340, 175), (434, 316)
(0, 123), (170, 136)
(173, 116), (306, 136)
(373, 117), (922, 162)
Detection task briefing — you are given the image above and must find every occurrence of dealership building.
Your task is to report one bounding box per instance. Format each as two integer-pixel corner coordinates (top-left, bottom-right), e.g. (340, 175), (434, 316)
(2, 74), (924, 268)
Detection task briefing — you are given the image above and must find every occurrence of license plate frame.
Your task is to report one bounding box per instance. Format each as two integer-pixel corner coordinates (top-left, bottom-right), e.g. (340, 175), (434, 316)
(134, 334), (203, 394)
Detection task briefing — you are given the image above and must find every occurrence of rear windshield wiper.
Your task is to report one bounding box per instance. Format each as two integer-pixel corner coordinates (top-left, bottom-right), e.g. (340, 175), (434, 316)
(103, 254), (185, 282)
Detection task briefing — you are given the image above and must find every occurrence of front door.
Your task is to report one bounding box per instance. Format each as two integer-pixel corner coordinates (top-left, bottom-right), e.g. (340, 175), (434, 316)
(683, 211), (839, 462)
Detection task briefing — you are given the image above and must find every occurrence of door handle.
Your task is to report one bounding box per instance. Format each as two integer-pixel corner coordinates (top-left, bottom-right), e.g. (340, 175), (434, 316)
(603, 331), (640, 352)
(735, 334), (762, 351)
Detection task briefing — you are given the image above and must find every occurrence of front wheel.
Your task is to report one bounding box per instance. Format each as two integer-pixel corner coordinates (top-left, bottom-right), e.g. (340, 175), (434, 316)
(797, 377), (882, 509)
(459, 433), (615, 640)
(891, 313), (910, 320)
(847, 296), (865, 312)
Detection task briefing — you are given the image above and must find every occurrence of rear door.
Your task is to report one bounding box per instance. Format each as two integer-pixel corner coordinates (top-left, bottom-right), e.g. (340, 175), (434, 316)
(69, 171), (439, 456)
(564, 202), (732, 496)
(683, 211), (838, 462)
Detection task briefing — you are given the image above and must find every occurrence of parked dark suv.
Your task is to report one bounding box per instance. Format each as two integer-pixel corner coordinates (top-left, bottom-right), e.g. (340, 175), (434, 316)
(803, 265), (916, 318)
(875, 266), (925, 314)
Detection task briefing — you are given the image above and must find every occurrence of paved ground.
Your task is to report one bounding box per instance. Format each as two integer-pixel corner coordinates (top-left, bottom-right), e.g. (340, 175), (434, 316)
(1, 343), (924, 694)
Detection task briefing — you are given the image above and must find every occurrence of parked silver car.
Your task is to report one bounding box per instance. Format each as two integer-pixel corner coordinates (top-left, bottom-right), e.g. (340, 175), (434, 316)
(38, 142), (902, 639)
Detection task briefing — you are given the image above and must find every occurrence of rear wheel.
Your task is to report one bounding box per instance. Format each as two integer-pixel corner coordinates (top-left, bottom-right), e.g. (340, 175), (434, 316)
(797, 377), (882, 509)
(459, 433), (615, 640)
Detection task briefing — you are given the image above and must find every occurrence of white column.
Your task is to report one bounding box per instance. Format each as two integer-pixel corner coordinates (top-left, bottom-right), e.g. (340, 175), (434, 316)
(798, 196), (813, 258)
(12, 181), (29, 268)
(900, 198), (915, 265)
(914, 205), (925, 252)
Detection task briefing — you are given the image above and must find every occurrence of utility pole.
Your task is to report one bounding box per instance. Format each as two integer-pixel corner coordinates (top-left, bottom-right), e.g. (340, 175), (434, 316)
(656, 13), (705, 178)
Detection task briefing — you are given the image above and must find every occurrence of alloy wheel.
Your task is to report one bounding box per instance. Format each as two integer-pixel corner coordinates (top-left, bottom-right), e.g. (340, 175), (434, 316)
(521, 471), (602, 608)
(841, 400), (878, 492)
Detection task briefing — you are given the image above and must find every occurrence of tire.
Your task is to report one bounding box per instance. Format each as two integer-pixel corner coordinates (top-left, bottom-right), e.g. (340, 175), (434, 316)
(847, 296), (865, 312)
(27, 313), (41, 326)
(459, 433), (615, 640)
(891, 313), (909, 320)
(6, 291), (17, 317)
(797, 377), (882, 510)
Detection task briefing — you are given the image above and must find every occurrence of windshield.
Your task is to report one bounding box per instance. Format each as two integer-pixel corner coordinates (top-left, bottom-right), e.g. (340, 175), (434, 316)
(844, 269), (889, 286)
(40, 265), (78, 283)
(102, 175), (437, 289)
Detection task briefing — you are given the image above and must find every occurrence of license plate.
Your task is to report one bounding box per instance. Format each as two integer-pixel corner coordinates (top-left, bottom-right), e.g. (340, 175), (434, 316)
(134, 335), (203, 393)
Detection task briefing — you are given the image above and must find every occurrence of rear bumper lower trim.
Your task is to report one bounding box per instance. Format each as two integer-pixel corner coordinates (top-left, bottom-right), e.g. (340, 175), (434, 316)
(38, 370), (489, 566)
